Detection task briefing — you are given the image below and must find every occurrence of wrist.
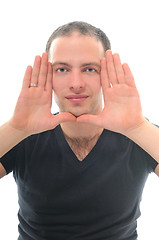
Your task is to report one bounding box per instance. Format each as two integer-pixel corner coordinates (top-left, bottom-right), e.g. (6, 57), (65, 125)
(123, 118), (159, 163)
(123, 118), (149, 141)
(7, 120), (30, 139)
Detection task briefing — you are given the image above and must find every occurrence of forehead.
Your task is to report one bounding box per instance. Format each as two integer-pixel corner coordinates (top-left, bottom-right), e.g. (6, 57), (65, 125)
(49, 32), (105, 63)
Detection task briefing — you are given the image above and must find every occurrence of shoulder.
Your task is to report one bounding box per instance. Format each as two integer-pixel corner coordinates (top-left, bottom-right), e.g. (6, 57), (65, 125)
(102, 129), (157, 173)
(19, 126), (60, 152)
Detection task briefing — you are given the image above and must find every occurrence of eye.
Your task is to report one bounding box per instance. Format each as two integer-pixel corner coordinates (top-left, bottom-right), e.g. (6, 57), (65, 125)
(84, 68), (96, 73)
(56, 68), (68, 73)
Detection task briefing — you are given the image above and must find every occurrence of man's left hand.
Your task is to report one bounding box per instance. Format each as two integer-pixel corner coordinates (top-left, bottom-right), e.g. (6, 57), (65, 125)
(77, 50), (145, 135)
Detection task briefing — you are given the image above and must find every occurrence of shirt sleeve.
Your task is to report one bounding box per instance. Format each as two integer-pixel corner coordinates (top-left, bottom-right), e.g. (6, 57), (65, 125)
(0, 132), (47, 175)
(0, 145), (17, 174)
(146, 152), (158, 173)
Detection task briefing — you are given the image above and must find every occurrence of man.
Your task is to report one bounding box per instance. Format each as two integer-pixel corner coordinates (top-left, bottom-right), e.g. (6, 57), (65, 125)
(0, 21), (159, 240)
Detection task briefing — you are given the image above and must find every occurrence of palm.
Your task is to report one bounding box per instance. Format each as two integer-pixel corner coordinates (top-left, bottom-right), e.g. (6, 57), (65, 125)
(13, 87), (51, 132)
(97, 84), (142, 133)
(10, 53), (75, 135)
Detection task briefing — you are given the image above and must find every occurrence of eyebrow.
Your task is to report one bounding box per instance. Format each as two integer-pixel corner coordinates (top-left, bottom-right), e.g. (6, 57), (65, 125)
(52, 61), (101, 70)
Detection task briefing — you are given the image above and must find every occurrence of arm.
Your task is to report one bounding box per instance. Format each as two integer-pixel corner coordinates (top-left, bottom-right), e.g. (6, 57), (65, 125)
(77, 50), (159, 173)
(0, 53), (75, 178)
(0, 122), (29, 158)
(0, 163), (6, 178)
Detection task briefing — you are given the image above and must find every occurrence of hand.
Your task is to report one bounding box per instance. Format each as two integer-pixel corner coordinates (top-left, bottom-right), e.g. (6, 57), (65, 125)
(77, 50), (145, 135)
(9, 53), (75, 135)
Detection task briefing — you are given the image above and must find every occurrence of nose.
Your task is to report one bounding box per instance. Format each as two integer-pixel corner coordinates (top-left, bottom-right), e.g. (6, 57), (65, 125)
(68, 70), (85, 92)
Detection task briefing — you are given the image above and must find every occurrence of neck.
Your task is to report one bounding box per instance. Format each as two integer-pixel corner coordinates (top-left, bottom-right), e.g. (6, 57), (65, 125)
(60, 121), (103, 139)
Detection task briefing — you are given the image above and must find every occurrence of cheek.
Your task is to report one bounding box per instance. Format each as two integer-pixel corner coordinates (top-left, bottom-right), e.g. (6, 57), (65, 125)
(52, 76), (65, 94)
(52, 75), (58, 90)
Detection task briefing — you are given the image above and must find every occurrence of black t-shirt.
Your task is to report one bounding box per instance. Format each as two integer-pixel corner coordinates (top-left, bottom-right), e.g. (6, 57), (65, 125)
(0, 125), (158, 240)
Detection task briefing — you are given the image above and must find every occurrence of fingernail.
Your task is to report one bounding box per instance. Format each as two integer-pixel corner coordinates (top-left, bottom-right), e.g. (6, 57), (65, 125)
(106, 50), (112, 54)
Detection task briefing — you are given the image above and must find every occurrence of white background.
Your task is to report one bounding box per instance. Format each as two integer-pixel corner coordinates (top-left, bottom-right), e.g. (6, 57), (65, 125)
(0, 0), (159, 239)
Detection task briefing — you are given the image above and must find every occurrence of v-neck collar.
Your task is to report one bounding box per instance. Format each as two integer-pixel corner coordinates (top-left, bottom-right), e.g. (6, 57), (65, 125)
(54, 125), (106, 170)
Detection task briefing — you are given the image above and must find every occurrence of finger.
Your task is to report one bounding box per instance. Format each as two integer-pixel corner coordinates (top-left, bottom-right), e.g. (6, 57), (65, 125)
(113, 53), (125, 84)
(38, 53), (48, 88)
(45, 62), (53, 91)
(100, 58), (110, 103)
(106, 50), (118, 85)
(31, 55), (41, 85)
(22, 65), (32, 89)
(122, 63), (136, 87)
(101, 58), (110, 88)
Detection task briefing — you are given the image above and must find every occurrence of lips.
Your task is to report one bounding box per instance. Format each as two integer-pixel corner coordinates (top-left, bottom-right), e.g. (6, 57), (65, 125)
(65, 94), (88, 103)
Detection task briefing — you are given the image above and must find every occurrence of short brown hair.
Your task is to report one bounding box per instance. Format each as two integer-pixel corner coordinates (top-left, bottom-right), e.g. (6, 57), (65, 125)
(46, 21), (111, 58)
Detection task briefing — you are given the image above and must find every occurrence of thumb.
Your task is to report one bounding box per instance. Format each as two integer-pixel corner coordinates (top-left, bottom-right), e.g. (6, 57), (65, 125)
(77, 114), (101, 126)
(53, 112), (76, 126)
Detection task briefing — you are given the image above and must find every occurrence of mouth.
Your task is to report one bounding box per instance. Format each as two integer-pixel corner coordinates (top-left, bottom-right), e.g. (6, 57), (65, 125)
(65, 95), (88, 103)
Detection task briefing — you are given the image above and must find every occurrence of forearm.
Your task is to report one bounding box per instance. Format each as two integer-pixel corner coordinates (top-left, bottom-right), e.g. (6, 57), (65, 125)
(125, 119), (159, 163)
(0, 121), (29, 158)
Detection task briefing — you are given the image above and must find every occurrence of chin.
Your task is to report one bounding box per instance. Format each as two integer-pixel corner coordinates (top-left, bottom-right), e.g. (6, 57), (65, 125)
(60, 104), (101, 117)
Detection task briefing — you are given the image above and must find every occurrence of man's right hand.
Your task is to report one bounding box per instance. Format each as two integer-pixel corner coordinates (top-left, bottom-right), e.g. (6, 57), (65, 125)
(9, 53), (76, 136)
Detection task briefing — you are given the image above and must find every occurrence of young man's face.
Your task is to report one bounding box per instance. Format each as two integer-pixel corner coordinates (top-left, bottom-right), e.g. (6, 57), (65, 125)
(49, 32), (105, 117)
